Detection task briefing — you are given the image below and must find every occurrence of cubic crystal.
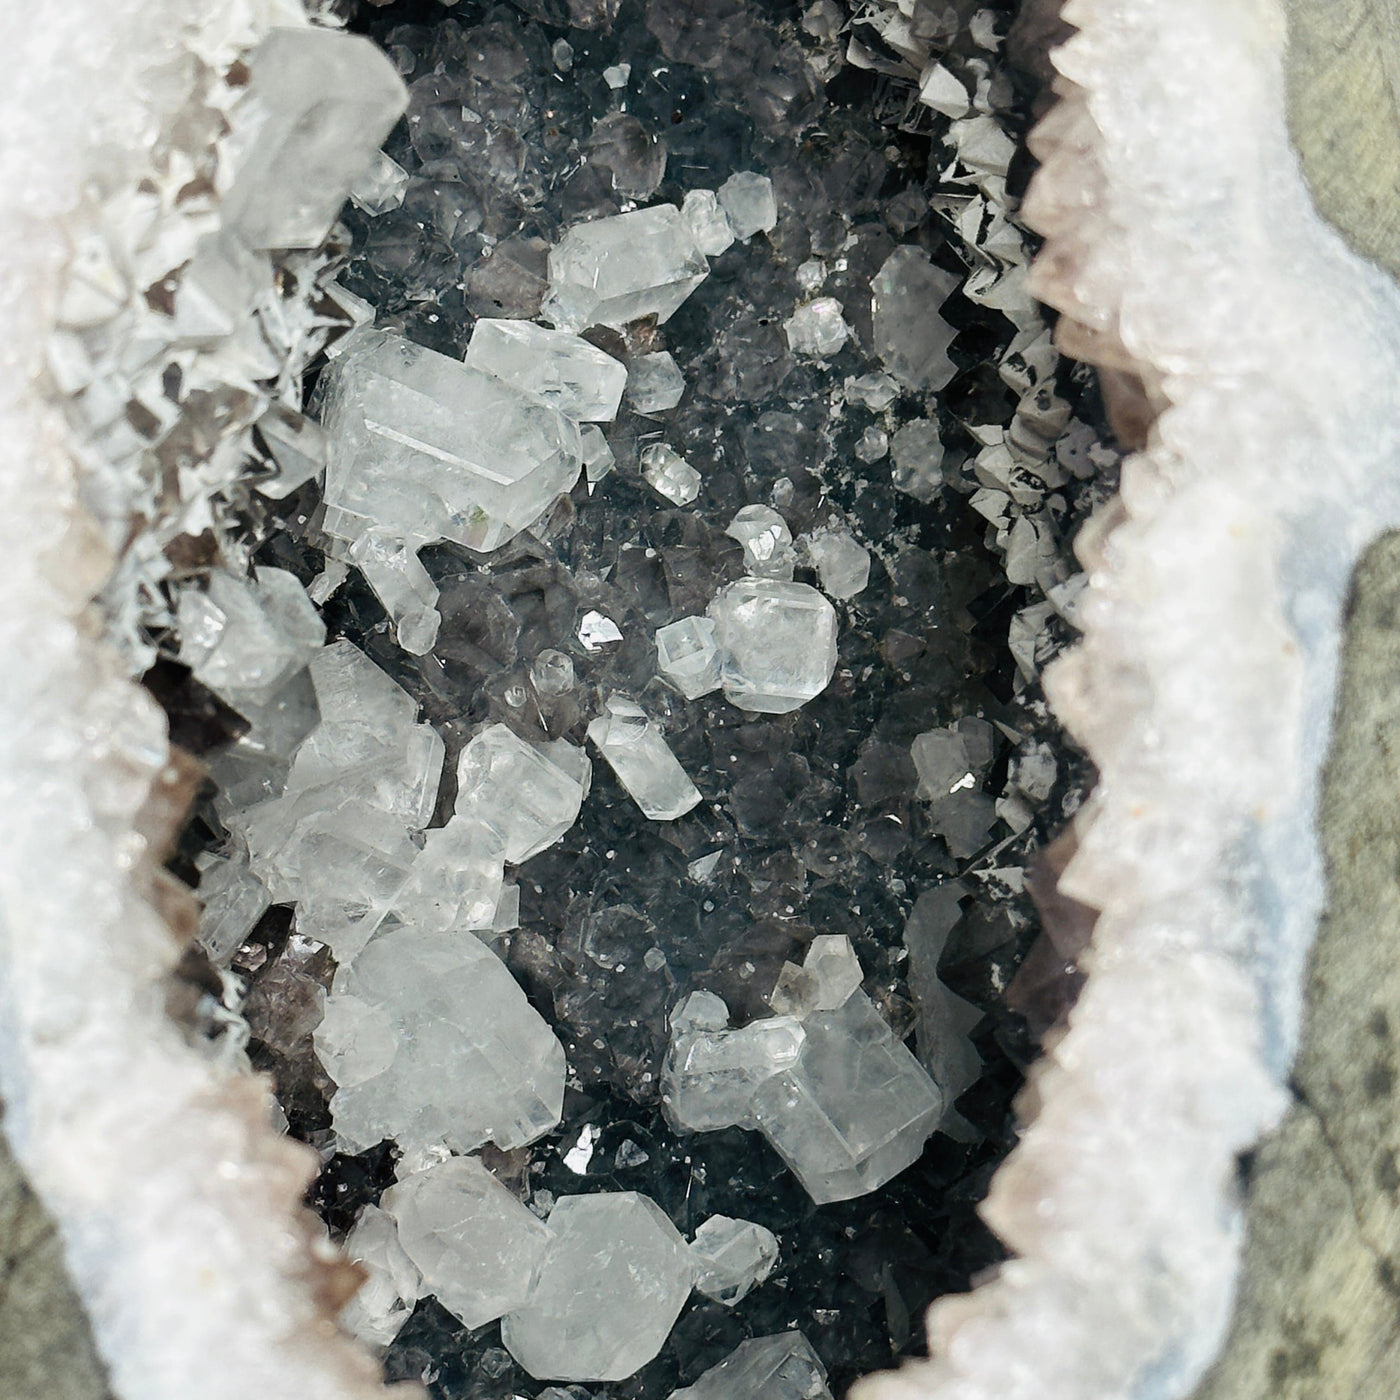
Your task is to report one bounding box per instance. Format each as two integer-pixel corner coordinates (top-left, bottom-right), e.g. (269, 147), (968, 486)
(350, 149), (410, 216)
(455, 724), (589, 863)
(726, 505), (796, 579)
(707, 579), (838, 714)
(501, 1193), (694, 1381)
(626, 351), (685, 414)
(750, 991), (943, 1203)
(543, 204), (709, 331)
(871, 246), (959, 391)
(805, 529), (871, 599)
(681, 188), (735, 256)
(641, 443), (701, 505)
(465, 319), (628, 422)
(689, 1215), (779, 1305)
(586, 696), (702, 821)
(891, 418), (945, 501)
(382, 1156), (551, 1328)
(669, 1332), (833, 1400)
(317, 329), (583, 556)
(717, 172), (778, 241)
(654, 615), (722, 699)
(222, 28), (408, 250)
(784, 298), (849, 358)
(325, 927), (567, 1156)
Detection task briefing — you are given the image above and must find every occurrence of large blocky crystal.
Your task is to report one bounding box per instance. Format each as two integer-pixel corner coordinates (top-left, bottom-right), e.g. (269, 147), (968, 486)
(654, 615), (722, 699)
(455, 724), (590, 863)
(543, 204), (709, 331)
(323, 927), (567, 1156)
(222, 28), (409, 250)
(382, 1156), (551, 1328)
(750, 992), (943, 1203)
(586, 696), (701, 821)
(501, 1193), (694, 1381)
(317, 329), (584, 556)
(465, 319), (628, 422)
(669, 1332), (833, 1400)
(707, 579), (838, 713)
(871, 245), (960, 391)
(690, 1215), (779, 1305)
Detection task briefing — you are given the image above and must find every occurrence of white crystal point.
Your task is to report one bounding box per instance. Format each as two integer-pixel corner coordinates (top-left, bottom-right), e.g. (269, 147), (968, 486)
(315, 993), (399, 1089)
(871, 245), (960, 391)
(222, 28), (408, 250)
(725, 505), (796, 578)
(681, 188), (735, 256)
(716, 172), (778, 242)
(317, 329), (584, 556)
(382, 1156), (551, 1329)
(662, 1007), (807, 1133)
(581, 424), (616, 484)
(669, 1331), (833, 1400)
(327, 927), (566, 1156)
(586, 695), (701, 821)
(805, 529), (871, 600)
(177, 567), (324, 709)
(707, 579), (838, 714)
(689, 1215), (779, 1305)
(655, 615), (722, 699)
(750, 991), (942, 1204)
(641, 443), (702, 505)
(456, 723), (589, 863)
(626, 351), (685, 414)
(465, 319), (628, 423)
(543, 203), (709, 331)
(784, 298), (850, 358)
(339, 1204), (421, 1348)
(501, 1193), (694, 1381)
(347, 527), (441, 655)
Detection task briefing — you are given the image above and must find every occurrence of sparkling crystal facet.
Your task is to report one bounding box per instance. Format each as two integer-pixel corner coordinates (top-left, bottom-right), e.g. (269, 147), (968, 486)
(707, 579), (838, 714)
(465, 319), (628, 423)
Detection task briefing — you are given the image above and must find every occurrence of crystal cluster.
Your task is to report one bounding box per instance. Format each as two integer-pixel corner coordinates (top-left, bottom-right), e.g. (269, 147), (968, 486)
(663, 941), (943, 1204)
(670, 1332), (833, 1400)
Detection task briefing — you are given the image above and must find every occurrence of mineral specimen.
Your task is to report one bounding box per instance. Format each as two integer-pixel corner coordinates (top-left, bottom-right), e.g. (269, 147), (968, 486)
(654, 615), (722, 699)
(726, 505), (796, 579)
(455, 724), (590, 864)
(769, 934), (864, 1017)
(382, 1156), (550, 1328)
(338, 1204), (421, 1347)
(669, 1331), (833, 1400)
(322, 927), (567, 1156)
(586, 696), (701, 821)
(501, 1193), (694, 1381)
(689, 1215), (780, 1305)
(641, 443), (702, 505)
(317, 329), (584, 555)
(784, 298), (850, 358)
(222, 28), (409, 250)
(870, 245), (959, 391)
(465, 320), (628, 423)
(707, 579), (838, 713)
(680, 188), (735, 256)
(717, 172), (778, 242)
(543, 204), (709, 331)
(626, 351), (685, 414)
(805, 529), (871, 600)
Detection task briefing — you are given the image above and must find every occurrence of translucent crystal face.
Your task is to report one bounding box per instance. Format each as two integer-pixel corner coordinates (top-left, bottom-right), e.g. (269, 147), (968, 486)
(543, 203), (709, 331)
(707, 579), (839, 713)
(669, 1332), (833, 1400)
(586, 696), (701, 821)
(318, 329), (584, 554)
(465, 319), (628, 423)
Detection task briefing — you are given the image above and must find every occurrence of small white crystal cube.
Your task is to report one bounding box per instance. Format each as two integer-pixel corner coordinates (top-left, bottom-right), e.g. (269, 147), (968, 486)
(707, 579), (838, 714)
(655, 615), (722, 699)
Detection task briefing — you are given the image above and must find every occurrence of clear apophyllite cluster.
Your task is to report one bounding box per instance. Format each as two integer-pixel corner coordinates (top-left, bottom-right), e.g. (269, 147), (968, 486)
(47, 2), (1116, 1397)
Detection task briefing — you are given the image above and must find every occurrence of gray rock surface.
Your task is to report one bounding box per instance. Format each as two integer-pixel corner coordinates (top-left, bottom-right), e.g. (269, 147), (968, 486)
(0, 1120), (113, 1400)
